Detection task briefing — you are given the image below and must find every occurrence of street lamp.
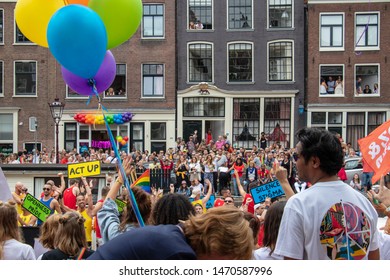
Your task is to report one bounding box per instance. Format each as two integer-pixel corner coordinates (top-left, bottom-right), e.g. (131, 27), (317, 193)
(48, 97), (65, 164)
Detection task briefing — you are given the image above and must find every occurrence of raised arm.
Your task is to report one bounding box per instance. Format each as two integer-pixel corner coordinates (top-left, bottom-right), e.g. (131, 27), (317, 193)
(201, 178), (213, 205)
(273, 161), (294, 200)
(56, 173), (66, 195)
(234, 169), (247, 197)
(105, 156), (133, 201)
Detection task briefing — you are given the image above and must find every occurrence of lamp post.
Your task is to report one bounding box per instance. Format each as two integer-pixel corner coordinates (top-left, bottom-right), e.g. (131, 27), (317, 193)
(48, 97), (65, 164)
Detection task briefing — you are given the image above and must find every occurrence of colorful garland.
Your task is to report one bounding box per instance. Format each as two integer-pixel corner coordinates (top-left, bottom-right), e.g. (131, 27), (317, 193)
(74, 112), (133, 125)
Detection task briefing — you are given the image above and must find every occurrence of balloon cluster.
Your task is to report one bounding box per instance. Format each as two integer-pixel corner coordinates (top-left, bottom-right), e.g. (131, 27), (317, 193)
(116, 135), (129, 147)
(15, 0), (142, 96)
(74, 112), (133, 125)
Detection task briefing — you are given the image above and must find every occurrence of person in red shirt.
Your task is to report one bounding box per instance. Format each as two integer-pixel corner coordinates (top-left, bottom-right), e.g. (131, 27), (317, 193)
(258, 164), (271, 185)
(63, 179), (81, 210)
(229, 157), (245, 196)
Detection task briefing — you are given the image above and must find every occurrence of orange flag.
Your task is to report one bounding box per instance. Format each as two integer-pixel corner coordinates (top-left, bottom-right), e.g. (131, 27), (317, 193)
(358, 119), (390, 184)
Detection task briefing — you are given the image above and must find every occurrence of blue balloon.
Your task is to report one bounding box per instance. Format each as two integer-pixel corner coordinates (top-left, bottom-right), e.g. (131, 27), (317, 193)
(47, 5), (107, 79)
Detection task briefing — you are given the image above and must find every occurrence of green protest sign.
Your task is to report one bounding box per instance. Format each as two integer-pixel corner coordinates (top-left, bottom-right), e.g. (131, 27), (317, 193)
(115, 198), (127, 214)
(22, 193), (51, 222)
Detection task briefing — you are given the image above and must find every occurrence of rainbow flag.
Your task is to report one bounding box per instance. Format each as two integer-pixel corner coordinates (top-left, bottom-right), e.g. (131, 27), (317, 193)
(131, 169), (151, 193)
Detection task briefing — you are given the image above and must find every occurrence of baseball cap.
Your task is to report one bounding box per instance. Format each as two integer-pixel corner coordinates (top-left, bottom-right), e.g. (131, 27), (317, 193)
(214, 199), (225, 207)
(190, 187), (201, 198)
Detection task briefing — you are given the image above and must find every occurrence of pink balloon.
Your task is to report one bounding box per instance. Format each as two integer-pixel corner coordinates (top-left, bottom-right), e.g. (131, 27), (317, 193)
(61, 50), (116, 95)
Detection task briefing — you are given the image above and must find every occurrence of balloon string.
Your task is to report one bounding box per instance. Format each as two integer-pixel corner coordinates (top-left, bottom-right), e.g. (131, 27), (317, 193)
(102, 109), (145, 227)
(354, 0), (371, 56)
(88, 78), (144, 228)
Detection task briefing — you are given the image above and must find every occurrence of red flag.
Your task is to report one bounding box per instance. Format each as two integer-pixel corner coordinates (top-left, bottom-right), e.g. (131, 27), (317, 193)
(358, 119), (390, 184)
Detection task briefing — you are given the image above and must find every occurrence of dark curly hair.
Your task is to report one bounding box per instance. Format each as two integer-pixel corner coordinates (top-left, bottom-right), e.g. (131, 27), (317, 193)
(150, 193), (195, 225)
(296, 127), (343, 176)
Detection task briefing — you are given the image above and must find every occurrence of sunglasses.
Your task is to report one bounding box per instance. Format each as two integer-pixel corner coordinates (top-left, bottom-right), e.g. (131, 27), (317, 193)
(43, 188), (51, 191)
(224, 200), (234, 203)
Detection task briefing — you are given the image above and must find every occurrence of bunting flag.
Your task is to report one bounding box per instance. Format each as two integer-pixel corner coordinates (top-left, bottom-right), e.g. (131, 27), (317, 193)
(358, 119), (390, 184)
(131, 169), (151, 193)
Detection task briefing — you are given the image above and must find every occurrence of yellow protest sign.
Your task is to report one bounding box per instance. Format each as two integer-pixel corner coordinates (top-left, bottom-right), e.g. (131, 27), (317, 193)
(68, 160), (101, 178)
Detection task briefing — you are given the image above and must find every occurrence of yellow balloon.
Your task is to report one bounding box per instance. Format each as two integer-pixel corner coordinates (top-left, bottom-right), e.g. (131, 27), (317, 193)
(15, 0), (65, 48)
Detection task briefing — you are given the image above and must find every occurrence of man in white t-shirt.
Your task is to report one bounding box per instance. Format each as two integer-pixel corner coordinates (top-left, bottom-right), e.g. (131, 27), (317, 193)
(274, 127), (380, 260)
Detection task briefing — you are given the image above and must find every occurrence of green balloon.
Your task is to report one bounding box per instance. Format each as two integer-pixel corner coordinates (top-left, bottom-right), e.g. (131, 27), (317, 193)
(89, 0), (142, 49)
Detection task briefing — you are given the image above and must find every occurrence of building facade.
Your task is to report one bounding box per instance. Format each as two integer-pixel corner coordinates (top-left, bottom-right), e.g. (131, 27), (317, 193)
(0, 0), (176, 156)
(176, 0), (306, 149)
(307, 0), (390, 150)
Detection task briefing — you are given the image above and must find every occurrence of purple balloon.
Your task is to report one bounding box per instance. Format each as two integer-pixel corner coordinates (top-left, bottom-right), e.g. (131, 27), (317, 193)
(61, 50), (116, 96)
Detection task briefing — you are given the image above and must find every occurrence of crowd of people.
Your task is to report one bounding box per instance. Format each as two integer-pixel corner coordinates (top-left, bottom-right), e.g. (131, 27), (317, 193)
(1, 128), (390, 260)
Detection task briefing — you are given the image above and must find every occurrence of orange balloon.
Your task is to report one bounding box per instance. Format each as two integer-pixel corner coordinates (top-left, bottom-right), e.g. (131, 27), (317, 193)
(66, 0), (89, 6)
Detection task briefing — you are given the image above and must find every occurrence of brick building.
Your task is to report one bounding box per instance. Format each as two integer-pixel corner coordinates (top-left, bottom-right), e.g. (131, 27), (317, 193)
(307, 0), (390, 150)
(0, 0), (176, 156)
(176, 0), (306, 149)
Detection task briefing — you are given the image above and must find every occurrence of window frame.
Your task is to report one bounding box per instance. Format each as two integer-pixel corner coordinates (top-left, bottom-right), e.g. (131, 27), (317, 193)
(319, 64), (345, 97)
(103, 63), (127, 99)
(0, 60), (3, 97)
(319, 13), (345, 52)
(0, 9), (4, 44)
(142, 63), (165, 98)
(187, 0), (214, 31)
(0, 110), (18, 155)
(267, 40), (294, 83)
(14, 60), (37, 97)
(14, 22), (34, 45)
(187, 42), (214, 84)
(66, 85), (88, 99)
(267, 0), (294, 29)
(142, 4), (165, 39)
(354, 63), (380, 97)
(354, 12), (380, 51)
(227, 0), (253, 30)
(227, 42), (253, 83)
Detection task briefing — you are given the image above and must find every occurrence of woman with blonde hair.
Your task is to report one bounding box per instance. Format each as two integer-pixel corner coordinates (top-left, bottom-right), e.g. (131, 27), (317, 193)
(41, 211), (94, 259)
(0, 201), (35, 260)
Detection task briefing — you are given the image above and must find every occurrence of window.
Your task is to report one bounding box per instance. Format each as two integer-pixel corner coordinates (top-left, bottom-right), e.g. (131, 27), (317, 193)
(355, 13), (379, 49)
(14, 61), (37, 96)
(233, 98), (259, 149)
(0, 114), (14, 155)
(151, 122), (166, 153)
(228, 0), (252, 29)
(143, 4), (164, 38)
(0, 9), (3, 44)
(142, 64), (164, 97)
(268, 0), (292, 28)
(0, 61), (3, 96)
(65, 123), (77, 152)
(268, 41), (293, 82)
(104, 64), (126, 98)
(188, 0), (212, 30)
(130, 123), (144, 152)
(188, 43), (213, 83)
(320, 14), (344, 50)
(347, 112), (365, 150)
(264, 98), (291, 148)
(311, 112), (326, 125)
(66, 85), (88, 99)
(183, 97), (225, 117)
(228, 43), (252, 82)
(355, 64), (379, 96)
(368, 112), (385, 134)
(319, 65), (344, 96)
(15, 24), (32, 44)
